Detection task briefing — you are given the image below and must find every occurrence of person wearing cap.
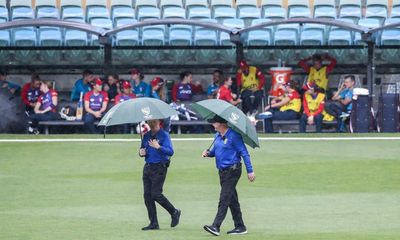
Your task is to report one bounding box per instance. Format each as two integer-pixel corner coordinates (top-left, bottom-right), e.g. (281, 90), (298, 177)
(130, 68), (151, 98)
(298, 53), (336, 92)
(83, 78), (109, 134)
(139, 119), (181, 231)
(207, 70), (223, 99)
(258, 80), (301, 133)
(202, 115), (255, 236)
(28, 81), (59, 134)
(70, 70), (94, 101)
(114, 81), (136, 133)
(0, 70), (20, 96)
(103, 74), (121, 101)
(21, 73), (42, 115)
(299, 83), (325, 133)
(217, 76), (242, 106)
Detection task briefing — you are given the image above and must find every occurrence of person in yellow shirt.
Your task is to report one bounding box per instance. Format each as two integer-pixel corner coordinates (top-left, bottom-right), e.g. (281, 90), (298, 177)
(298, 53), (336, 92)
(236, 60), (265, 116)
(300, 83), (325, 133)
(257, 81), (301, 133)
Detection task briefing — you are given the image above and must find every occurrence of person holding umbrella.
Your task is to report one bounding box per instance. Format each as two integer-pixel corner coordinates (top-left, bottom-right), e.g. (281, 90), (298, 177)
(201, 115), (256, 236)
(139, 119), (181, 231)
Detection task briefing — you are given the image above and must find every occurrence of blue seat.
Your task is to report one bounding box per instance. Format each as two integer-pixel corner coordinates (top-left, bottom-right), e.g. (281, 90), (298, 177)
(142, 29), (165, 45)
(274, 29), (298, 45)
(300, 29), (324, 45)
(366, 0), (388, 22)
(160, 0), (183, 10)
(194, 29), (218, 45)
(263, 6), (286, 20)
(137, 6), (161, 21)
(114, 18), (139, 46)
(135, 0), (158, 9)
(313, 0), (336, 18)
(0, 30), (10, 46)
(250, 18), (274, 32)
(13, 28), (37, 46)
(0, 6), (8, 21)
(61, 6), (84, 20)
(65, 30), (88, 46)
(288, 0), (310, 18)
(276, 23), (300, 35)
(187, 6), (211, 19)
(328, 29), (353, 45)
(162, 7), (186, 18)
(339, 0), (362, 21)
(39, 27), (62, 46)
(11, 7), (34, 20)
(36, 7), (59, 19)
(111, 6), (135, 20)
(238, 6), (261, 26)
(110, 0), (133, 8)
(380, 18), (400, 45)
(169, 29), (192, 45)
(354, 18), (381, 44)
(86, 6), (110, 22)
(90, 17), (113, 29)
(213, 7), (236, 22)
(220, 19), (245, 45)
(247, 29), (271, 46)
(185, 0), (208, 10)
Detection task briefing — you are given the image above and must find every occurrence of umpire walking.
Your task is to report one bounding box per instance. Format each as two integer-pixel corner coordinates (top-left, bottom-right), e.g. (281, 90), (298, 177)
(139, 119), (181, 230)
(202, 115), (256, 236)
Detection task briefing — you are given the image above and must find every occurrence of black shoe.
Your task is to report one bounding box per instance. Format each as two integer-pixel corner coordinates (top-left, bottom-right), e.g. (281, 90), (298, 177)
(203, 225), (220, 236)
(171, 209), (181, 227)
(141, 224), (159, 231)
(227, 226), (247, 235)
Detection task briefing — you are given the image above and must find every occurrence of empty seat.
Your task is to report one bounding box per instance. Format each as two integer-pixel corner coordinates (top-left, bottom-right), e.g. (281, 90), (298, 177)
(13, 28), (37, 46)
(62, 7), (84, 20)
(236, 0), (258, 9)
(65, 30), (88, 46)
(111, 6), (135, 20)
(365, 0), (388, 21)
(381, 18), (400, 45)
(137, 6), (161, 20)
(274, 29), (298, 45)
(238, 6), (261, 24)
(110, 0), (133, 8)
(339, 0), (362, 21)
(185, 0), (208, 10)
(114, 18), (139, 46)
(142, 29), (165, 45)
(86, 6), (110, 22)
(0, 30), (10, 46)
(11, 7), (34, 20)
(86, 0), (107, 7)
(39, 27), (62, 46)
(314, 0), (337, 19)
(210, 0), (232, 9)
(0, 6), (8, 21)
(188, 6), (211, 19)
(263, 6), (286, 20)
(90, 17), (113, 29)
(247, 19), (273, 46)
(213, 7), (236, 21)
(194, 29), (218, 45)
(219, 18), (244, 44)
(162, 6), (186, 18)
(354, 18), (380, 44)
(288, 0), (311, 18)
(328, 29), (353, 45)
(37, 7), (59, 19)
(160, 0), (183, 10)
(169, 28), (192, 45)
(300, 29), (325, 45)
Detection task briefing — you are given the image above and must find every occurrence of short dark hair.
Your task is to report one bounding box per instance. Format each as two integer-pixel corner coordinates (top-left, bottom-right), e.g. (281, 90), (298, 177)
(180, 71), (192, 81)
(0, 70), (6, 76)
(312, 54), (322, 62)
(31, 73), (40, 82)
(213, 69), (223, 75)
(82, 69), (93, 76)
(344, 75), (356, 82)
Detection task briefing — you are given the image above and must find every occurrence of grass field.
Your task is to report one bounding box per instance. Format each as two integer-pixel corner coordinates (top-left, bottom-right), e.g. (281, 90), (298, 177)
(1, 134), (400, 240)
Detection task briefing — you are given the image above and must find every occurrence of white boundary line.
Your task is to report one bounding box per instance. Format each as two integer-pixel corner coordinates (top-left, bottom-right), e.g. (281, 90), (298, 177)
(0, 137), (399, 143)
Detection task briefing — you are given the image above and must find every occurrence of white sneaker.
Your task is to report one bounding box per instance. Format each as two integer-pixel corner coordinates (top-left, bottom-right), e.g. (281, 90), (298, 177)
(257, 111), (273, 119)
(339, 112), (350, 119)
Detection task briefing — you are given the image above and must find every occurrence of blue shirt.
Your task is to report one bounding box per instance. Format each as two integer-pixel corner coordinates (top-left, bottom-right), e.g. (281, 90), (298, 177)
(207, 83), (219, 97)
(141, 129), (174, 164)
(132, 81), (151, 98)
(71, 78), (91, 101)
(339, 88), (353, 112)
(209, 128), (253, 173)
(3, 81), (20, 91)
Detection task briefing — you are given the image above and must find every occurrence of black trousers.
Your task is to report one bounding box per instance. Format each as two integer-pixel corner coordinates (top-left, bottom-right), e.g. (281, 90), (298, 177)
(213, 164), (245, 229)
(143, 163), (176, 226)
(241, 90), (264, 115)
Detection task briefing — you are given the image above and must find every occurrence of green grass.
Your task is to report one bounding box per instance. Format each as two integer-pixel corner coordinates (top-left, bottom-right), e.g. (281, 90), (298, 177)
(0, 135), (400, 240)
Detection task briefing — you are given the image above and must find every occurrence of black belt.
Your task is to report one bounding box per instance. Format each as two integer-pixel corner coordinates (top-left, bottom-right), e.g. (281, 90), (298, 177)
(219, 163), (241, 172)
(144, 161), (170, 168)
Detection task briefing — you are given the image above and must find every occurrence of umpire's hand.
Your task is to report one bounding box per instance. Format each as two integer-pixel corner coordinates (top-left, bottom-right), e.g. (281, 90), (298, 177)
(202, 150), (209, 157)
(248, 172), (256, 182)
(139, 148), (146, 157)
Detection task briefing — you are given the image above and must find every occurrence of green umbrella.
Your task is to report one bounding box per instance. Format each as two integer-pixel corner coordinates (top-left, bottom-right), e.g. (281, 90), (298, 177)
(192, 99), (260, 148)
(98, 97), (178, 127)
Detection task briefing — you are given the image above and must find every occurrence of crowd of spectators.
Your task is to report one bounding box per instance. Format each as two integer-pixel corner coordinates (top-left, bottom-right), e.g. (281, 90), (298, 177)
(1, 53), (358, 134)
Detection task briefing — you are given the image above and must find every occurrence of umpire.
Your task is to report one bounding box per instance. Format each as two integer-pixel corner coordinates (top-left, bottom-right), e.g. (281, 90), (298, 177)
(202, 115), (256, 236)
(139, 119), (181, 230)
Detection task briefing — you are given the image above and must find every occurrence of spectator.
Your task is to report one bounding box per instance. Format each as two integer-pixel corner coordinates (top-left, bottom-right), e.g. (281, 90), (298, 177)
(103, 74), (121, 101)
(28, 81), (59, 134)
(298, 53), (336, 92)
(258, 81), (301, 133)
(115, 81), (136, 134)
(299, 83), (325, 133)
(0, 70), (21, 95)
(70, 70), (94, 101)
(83, 78), (109, 134)
(172, 71), (203, 103)
(217, 76), (242, 106)
(326, 75), (355, 132)
(130, 68), (151, 97)
(236, 60), (265, 116)
(21, 73), (41, 115)
(150, 77), (171, 132)
(207, 70), (222, 99)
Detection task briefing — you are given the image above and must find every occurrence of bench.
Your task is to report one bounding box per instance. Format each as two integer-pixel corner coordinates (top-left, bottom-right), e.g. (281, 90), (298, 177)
(170, 120), (210, 134)
(38, 120), (99, 135)
(269, 120), (338, 133)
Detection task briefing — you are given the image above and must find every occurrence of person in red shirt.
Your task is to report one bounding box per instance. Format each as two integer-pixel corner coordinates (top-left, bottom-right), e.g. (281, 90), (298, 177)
(300, 83), (325, 133)
(28, 81), (59, 134)
(21, 73), (41, 114)
(236, 60), (265, 116)
(83, 78), (109, 134)
(217, 76), (242, 106)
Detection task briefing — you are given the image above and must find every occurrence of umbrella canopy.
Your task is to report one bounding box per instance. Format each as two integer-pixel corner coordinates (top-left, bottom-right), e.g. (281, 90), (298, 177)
(192, 99), (260, 148)
(98, 97), (178, 127)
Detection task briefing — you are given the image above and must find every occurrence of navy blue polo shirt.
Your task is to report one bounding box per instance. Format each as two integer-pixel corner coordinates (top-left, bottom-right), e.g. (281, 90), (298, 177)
(141, 129), (174, 164)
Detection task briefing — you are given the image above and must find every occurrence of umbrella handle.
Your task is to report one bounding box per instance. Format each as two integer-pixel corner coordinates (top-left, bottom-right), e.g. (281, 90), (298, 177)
(207, 137), (216, 152)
